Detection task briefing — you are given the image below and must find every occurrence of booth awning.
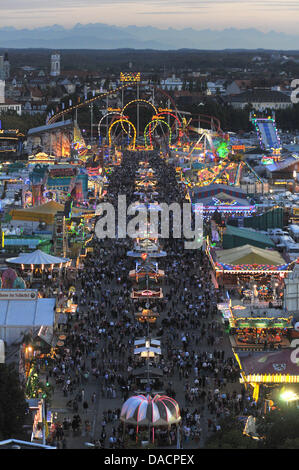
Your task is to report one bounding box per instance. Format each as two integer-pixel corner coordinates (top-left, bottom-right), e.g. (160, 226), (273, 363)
(237, 349), (299, 377)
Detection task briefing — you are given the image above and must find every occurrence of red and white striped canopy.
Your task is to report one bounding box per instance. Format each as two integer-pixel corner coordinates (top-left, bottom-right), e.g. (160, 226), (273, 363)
(120, 394), (181, 427)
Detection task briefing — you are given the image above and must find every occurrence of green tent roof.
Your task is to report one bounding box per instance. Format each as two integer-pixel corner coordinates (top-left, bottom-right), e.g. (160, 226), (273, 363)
(223, 225), (275, 249)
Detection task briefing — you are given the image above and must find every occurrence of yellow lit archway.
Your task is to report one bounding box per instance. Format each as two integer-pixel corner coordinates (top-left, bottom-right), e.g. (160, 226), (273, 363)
(108, 118), (137, 149)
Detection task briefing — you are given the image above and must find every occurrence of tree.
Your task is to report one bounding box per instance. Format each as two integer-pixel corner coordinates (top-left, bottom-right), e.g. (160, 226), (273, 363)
(0, 363), (28, 440)
(205, 428), (260, 449)
(258, 408), (299, 449)
(205, 408), (299, 449)
(204, 417), (260, 449)
(0, 111), (45, 134)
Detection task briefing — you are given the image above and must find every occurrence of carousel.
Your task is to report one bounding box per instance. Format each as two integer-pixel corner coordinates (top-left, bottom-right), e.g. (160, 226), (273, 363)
(120, 394), (181, 445)
(6, 249), (71, 282)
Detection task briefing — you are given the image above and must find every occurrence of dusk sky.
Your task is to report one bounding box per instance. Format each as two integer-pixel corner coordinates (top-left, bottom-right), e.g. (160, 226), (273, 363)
(1, 0), (299, 34)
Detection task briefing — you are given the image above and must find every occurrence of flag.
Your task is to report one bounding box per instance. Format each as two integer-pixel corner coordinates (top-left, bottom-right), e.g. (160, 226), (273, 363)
(92, 90), (95, 97)
(69, 99), (72, 107)
(62, 102), (65, 110)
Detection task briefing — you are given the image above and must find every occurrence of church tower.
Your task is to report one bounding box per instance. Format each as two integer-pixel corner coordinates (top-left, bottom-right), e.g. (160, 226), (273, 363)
(50, 52), (60, 77)
(3, 53), (10, 80)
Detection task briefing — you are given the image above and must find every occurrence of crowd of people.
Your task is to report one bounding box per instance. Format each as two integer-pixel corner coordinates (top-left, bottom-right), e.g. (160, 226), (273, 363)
(40, 150), (262, 449)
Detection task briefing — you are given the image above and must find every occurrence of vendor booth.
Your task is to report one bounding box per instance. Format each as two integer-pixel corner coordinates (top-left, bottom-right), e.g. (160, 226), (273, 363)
(134, 338), (162, 360)
(131, 367), (164, 393)
(218, 299), (293, 350)
(129, 261), (164, 281)
(234, 348), (299, 403)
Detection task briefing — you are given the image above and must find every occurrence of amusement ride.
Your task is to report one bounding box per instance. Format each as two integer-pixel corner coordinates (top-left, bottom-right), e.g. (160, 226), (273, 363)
(45, 72), (264, 190)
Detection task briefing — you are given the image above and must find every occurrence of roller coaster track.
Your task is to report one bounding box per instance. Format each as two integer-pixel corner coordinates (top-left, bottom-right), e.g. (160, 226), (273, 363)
(48, 82), (182, 126)
(48, 83), (133, 125)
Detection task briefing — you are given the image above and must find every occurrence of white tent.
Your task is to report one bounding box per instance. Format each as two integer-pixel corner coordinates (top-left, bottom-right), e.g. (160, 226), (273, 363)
(6, 249), (70, 266)
(0, 298), (56, 345)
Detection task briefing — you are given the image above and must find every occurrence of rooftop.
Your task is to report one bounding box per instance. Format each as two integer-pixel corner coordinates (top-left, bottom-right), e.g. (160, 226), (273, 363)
(229, 89), (291, 103)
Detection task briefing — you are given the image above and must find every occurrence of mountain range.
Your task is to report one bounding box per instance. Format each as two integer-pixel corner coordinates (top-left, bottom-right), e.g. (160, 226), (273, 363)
(0, 24), (299, 50)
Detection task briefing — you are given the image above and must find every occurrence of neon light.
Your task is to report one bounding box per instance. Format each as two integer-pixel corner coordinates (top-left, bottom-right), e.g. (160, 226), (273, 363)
(121, 99), (158, 137)
(217, 141), (230, 159)
(144, 119), (172, 148)
(156, 111), (182, 144)
(98, 111), (122, 138)
(108, 119), (136, 149)
(212, 197), (238, 206)
(120, 72), (141, 82)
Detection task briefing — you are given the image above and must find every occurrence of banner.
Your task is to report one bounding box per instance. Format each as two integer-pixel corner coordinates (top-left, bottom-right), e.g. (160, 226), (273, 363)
(0, 289), (38, 300)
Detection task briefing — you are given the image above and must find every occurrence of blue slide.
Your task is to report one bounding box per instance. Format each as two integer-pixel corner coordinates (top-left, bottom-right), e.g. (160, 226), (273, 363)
(255, 119), (281, 150)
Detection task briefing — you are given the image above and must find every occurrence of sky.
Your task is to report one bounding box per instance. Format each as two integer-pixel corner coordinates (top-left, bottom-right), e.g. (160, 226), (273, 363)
(1, 0), (299, 34)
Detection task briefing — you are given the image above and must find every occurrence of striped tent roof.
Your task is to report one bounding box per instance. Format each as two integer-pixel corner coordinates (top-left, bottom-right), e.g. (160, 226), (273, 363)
(120, 394), (181, 427)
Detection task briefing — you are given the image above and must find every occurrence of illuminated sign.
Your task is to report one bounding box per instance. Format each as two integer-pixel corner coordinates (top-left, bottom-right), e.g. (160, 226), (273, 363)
(212, 197), (237, 206)
(0, 129), (20, 134)
(107, 108), (122, 112)
(120, 72), (141, 82)
(158, 108), (173, 113)
(261, 157), (274, 165)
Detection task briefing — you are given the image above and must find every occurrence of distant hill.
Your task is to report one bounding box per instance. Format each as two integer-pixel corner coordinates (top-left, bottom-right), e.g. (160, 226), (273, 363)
(0, 24), (299, 50)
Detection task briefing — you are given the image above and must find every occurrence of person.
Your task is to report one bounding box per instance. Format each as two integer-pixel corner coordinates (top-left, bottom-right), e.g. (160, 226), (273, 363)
(101, 428), (107, 446)
(38, 150), (245, 449)
(83, 401), (89, 414)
